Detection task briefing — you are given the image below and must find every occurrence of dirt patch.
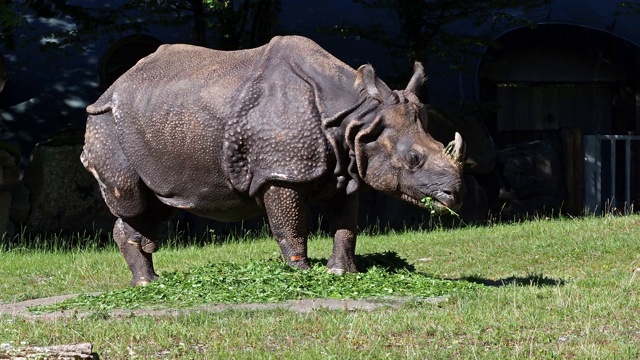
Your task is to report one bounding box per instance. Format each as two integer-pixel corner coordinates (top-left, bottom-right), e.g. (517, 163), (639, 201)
(0, 294), (449, 320)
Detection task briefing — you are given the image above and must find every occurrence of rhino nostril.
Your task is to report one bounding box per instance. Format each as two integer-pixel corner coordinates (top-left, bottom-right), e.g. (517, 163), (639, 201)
(435, 190), (459, 205)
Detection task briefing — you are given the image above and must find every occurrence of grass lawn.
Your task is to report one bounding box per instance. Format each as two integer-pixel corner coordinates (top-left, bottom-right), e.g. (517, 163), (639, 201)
(1, 215), (639, 358)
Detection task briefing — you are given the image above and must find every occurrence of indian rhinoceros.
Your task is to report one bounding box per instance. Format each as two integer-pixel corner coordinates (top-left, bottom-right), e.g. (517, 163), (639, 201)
(81, 35), (465, 285)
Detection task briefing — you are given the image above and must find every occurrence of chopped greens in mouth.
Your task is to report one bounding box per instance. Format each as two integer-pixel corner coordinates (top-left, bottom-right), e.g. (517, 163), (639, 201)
(420, 196), (460, 217)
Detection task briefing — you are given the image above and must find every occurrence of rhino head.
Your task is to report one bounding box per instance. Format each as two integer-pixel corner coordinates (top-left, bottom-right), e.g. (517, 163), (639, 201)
(346, 62), (465, 214)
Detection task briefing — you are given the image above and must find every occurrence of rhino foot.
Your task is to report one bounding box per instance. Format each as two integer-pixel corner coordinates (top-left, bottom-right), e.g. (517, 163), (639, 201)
(326, 254), (357, 275)
(131, 273), (159, 286)
(284, 255), (311, 270)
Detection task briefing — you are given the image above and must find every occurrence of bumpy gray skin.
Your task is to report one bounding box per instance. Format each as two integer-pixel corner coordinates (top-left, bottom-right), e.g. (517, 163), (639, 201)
(81, 36), (465, 286)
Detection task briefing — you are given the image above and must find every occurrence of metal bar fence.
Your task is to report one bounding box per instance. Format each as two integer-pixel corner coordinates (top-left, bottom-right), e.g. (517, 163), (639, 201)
(584, 135), (640, 214)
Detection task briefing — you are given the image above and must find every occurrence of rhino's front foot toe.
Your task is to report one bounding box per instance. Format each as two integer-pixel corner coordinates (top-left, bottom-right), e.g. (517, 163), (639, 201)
(327, 267), (346, 275)
(130, 273), (159, 286)
(284, 255), (311, 270)
(327, 256), (357, 275)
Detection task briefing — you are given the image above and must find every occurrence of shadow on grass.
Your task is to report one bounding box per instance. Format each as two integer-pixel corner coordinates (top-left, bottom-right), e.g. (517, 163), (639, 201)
(312, 251), (565, 288)
(309, 251), (416, 273)
(356, 252), (416, 273)
(458, 274), (566, 287)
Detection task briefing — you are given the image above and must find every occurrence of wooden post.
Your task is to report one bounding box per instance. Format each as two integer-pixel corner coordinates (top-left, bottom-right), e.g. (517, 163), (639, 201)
(0, 342), (97, 359)
(561, 128), (583, 215)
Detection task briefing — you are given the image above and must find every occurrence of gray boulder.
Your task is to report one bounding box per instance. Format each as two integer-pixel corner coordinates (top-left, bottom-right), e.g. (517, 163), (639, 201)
(0, 146), (20, 236)
(0, 147), (19, 187)
(496, 140), (566, 218)
(22, 139), (113, 235)
(458, 175), (490, 222)
(0, 191), (11, 236)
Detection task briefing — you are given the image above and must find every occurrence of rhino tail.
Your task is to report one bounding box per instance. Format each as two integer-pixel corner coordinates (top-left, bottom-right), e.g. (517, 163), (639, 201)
(86, 101), (112, 115)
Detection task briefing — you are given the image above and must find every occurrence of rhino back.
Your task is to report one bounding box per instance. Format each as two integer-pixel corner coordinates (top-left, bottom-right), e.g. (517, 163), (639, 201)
(98, 36), (359, 211)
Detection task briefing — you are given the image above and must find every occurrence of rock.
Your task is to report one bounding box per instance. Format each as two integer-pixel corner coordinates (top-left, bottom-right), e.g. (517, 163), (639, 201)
(357, 191), (432, 230)
(426, 106), (496, 174)
(459, 175), (489, 223)
(0, 145), (22, 237)
(496, 140), (565, 219)
(0, 191), (11, 236)
(8, 181), (29, 225)
(22, 140), (113, 235)
(0, 147), (19, 187)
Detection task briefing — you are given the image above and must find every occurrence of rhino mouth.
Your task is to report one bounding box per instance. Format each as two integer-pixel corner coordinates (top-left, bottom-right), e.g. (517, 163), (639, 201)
(399, 190), (459, 215)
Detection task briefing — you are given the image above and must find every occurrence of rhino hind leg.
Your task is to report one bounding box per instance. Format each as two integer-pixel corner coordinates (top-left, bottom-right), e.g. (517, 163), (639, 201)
(113, 198), (174, 286)
(262, 184), (311, 270)
(82, 113), (173, 285)
(113, 218), (158, 285)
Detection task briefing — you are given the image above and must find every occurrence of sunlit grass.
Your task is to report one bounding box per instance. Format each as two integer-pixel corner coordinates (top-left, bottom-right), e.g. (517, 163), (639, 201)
(2, 214), (640, 358)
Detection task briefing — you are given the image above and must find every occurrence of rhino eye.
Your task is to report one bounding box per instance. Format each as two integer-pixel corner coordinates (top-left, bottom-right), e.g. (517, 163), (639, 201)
(406, 151), (422, 169)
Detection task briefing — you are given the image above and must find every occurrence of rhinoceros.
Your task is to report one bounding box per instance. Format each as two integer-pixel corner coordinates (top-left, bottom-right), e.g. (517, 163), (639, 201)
(81, 35), (465, 285)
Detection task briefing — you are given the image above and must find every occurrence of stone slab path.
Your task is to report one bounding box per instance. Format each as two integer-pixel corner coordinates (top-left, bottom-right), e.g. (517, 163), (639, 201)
(0, 294), (448, 320)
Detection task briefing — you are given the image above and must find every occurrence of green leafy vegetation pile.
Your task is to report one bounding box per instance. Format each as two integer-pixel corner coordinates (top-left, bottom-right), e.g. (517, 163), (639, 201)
(32, 258), (481, 313)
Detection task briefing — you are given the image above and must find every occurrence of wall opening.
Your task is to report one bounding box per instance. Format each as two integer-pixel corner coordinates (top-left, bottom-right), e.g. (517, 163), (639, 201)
(478, 24), (640, 213)
(99, 35), (163, 89)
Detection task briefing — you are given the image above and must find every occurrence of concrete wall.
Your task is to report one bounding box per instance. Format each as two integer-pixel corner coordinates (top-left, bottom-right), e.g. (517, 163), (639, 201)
(1, 0), (638, 234)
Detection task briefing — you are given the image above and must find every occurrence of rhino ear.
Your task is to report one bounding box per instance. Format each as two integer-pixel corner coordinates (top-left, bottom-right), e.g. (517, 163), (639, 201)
(343, 115), (385, 194)
(355, 64), (397, 103)
(405, 62), (426, 94)
(353, 117), (384, 179)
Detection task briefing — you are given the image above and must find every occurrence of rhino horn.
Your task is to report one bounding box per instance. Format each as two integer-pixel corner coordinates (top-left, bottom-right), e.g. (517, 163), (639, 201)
(444, 132), (465, 167)
(405, 62), (426, 94)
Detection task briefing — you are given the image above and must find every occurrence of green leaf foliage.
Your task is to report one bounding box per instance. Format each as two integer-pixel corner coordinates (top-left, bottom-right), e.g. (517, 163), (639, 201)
(31, 258), (482, 313)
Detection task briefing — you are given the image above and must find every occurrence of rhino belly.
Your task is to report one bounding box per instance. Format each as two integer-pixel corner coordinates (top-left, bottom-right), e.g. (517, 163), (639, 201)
(118, 128), (264, 222)
(137, 156), (264, 222)
(151, 179), (265, 222)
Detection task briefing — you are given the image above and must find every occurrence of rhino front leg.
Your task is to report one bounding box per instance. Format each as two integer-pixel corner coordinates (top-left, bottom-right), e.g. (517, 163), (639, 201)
(325, 192), (359, 275)
(262, 184), (311, 270)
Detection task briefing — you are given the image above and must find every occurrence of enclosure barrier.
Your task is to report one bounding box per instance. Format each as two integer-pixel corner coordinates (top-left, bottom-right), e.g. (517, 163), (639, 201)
(584, 134), (640, 213)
